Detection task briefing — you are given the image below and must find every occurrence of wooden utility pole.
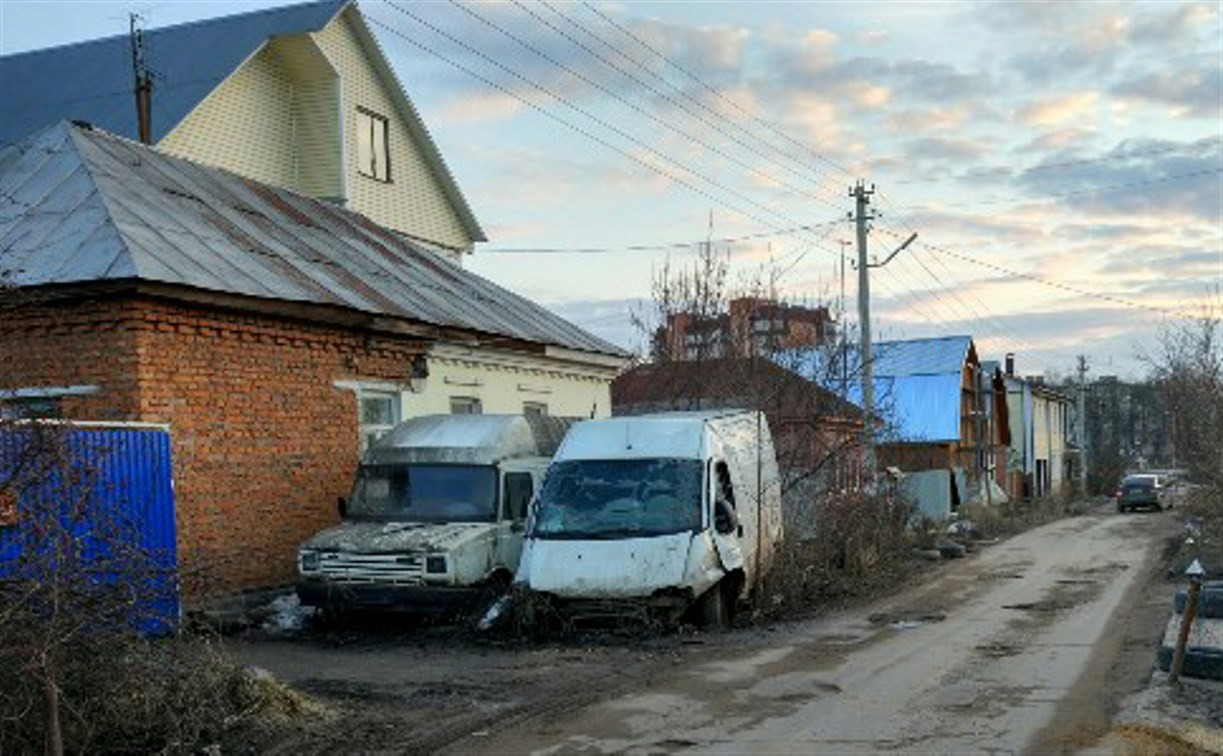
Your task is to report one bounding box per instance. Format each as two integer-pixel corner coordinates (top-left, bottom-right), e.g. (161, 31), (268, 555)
(130, 14), (153, 144)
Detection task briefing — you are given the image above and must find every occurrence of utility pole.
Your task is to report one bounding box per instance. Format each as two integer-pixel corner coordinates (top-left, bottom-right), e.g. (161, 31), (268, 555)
(850, 182), (917, 492)
(851, 182), (877, 489)
(130, 14), (153, 144)
(1077, 355), (1089, 497)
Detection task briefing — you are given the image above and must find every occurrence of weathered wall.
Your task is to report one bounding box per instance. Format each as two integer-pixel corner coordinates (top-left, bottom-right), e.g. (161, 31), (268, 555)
(1, 293), (426, 598)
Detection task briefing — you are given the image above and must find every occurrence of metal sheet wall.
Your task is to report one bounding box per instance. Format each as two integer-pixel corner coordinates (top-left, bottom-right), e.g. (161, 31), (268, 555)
(0, 423), (179, 634)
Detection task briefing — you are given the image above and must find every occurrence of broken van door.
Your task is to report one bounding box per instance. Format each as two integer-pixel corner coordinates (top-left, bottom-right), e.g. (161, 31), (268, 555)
(710, 459), (745, 573)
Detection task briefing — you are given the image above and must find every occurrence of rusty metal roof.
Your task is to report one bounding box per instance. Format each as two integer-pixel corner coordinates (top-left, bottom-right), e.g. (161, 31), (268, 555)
(0, 121), (625, 358)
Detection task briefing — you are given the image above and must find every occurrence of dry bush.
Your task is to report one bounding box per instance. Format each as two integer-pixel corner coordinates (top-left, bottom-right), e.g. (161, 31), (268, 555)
(758, 491), (914, 617)
(0, 632), (320, 754)
(0, 422), (322, 753)
(958, 495), (1067, 540)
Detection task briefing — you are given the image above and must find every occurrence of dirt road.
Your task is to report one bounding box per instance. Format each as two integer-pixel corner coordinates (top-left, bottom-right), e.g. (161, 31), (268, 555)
(233, 509), (1173, 753)
(474, 510), (1171, 755)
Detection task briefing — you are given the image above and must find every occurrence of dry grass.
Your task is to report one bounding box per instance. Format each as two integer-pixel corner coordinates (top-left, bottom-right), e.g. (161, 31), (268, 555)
(1114, 722), (1223, 755)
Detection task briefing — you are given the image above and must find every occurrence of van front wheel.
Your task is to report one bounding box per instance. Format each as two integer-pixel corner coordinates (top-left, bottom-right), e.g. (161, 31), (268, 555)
(695, 582), (730, 628)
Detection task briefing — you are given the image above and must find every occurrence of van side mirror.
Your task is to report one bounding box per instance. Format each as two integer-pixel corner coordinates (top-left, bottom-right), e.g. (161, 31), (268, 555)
(337, 496), (348, 519)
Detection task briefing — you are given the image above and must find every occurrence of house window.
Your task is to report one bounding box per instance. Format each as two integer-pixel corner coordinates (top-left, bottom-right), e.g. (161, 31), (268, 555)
(359, 390), (400, 451)
(0, 397), (61, 420)
(356, 108), (390, 182)
(523, 402), (547, 417)
(450, 396), (482, 415)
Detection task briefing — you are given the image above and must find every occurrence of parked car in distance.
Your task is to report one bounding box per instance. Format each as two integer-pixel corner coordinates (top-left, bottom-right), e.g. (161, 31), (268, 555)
(297, 414), (571, 615)
(1116, 474), (1164, 512)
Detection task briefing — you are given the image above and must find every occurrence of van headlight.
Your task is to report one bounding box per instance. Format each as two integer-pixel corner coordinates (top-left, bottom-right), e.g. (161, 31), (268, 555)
(425, 555), (447, 574)
(300, 550), (320, 573)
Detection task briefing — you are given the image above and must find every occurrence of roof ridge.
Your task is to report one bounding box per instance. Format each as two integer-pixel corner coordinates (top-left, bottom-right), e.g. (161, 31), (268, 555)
(0, 0), (346, 60)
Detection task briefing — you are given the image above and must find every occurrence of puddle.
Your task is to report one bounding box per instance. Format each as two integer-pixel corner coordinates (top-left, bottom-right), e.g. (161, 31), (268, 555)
(868, 611), (946, 626)
(975, 642), (1022, 658)
(978, 572), (1025, 581)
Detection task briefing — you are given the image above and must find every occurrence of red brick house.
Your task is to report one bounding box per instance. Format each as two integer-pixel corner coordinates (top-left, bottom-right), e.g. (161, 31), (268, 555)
(0, 122), (625, 599)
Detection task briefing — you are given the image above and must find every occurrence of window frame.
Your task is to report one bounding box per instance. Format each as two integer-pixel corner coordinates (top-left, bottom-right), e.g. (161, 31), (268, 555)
(358, 389), (401, 452)
(450, 396), (483, 415)
(356, 107), (391, 183)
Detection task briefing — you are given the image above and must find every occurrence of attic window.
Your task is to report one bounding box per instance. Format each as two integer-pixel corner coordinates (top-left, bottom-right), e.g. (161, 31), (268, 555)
(356, 108), (390, 182)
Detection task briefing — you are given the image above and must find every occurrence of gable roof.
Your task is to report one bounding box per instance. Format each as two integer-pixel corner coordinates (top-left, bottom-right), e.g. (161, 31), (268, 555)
(780, 335), (976, 443)
(613, 358), (861, 420)
(0, 0), (486, 244)
(0, 0), (346, 147)
(0, 121), (623, 358)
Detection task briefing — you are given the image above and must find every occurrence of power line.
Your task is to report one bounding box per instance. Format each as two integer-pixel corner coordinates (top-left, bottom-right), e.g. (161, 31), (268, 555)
(483, 218), (846, 254)
(448, 0), (842, 214)
(579, 1), (859, 184)
(887, 168), (1223, 212)
(368, 10), (827, 250)
(531, 0), (848, 209)
(873, 225), (1199, 317)
(890, 138), (1223, 187)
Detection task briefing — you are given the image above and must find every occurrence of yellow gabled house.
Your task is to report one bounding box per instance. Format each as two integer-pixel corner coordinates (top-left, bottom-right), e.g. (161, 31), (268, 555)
(2, 0), (484, 261)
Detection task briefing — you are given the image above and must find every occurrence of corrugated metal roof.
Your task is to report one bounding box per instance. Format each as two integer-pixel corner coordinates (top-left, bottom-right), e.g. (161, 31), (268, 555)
(779, 335), (974, 443)
(0, 0), (346, 147)
(870, 336), (973, 377)
(0, 121), (626, 358)
(0, 0), (486, 244)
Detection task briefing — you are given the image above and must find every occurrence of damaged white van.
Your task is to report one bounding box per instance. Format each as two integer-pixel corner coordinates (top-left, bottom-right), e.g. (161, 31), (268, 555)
(514, 410), (783, 627)
(297, 414), (570, 614)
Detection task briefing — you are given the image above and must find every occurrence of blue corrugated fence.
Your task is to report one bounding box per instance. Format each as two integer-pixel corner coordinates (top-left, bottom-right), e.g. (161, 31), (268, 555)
(0, 422), (179, 634)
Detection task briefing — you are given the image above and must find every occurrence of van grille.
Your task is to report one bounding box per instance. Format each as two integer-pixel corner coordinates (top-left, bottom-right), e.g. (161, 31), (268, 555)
(317, 552), (424, 584)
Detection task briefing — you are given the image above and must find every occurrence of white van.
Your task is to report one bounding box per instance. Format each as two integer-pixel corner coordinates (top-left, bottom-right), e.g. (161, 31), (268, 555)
(515, 410), (783, 626)
(297, 414), (570, 614)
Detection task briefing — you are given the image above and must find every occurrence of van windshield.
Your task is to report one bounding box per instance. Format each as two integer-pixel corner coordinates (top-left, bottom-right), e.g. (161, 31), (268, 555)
(348, 464), (497, 523)
(532, 459), (702, 539)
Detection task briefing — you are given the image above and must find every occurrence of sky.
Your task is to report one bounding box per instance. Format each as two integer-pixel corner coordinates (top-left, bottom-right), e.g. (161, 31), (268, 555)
(2, 0), (1221, 379)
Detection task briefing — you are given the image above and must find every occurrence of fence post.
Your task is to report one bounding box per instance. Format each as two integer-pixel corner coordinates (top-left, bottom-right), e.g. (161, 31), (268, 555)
(1170, 559), (1206, 686)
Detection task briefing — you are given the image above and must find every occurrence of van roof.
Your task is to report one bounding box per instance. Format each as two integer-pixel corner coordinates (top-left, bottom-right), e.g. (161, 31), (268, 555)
(557, 410), (758, 461)
(367, 414), (571, 465)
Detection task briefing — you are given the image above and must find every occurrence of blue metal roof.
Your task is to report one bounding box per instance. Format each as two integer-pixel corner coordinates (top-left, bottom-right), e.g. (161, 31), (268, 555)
(780, 335), (974, 443)
(0, 121), (626, 358)
(870, 336), (973, 377)
(0, 0), (347, 147)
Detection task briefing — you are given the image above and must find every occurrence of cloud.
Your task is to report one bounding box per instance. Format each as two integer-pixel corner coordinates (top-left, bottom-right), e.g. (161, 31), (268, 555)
(1017, 128), (1099, 153)
(1112, 64), (1223, 119)
(1016, 92), (1100, 127)
(1015, 137), (1223, 222)
(544, 297), (647, 353)
(1129, 2), (1218, 46)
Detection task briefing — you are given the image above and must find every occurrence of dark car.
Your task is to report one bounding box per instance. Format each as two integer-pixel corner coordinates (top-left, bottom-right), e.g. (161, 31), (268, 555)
(1116, 475), (1163, 512)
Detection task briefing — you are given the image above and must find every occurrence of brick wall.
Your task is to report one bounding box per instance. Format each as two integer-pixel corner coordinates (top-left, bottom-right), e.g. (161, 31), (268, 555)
(1, 292), (426, 598)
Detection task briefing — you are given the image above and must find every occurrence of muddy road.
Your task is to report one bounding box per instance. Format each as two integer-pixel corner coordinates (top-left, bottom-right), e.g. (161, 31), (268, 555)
(234, 508), (1174, 754)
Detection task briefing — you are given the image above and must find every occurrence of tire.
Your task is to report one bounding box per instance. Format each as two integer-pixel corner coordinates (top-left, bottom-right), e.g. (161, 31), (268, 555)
(695, 582), (730, 628)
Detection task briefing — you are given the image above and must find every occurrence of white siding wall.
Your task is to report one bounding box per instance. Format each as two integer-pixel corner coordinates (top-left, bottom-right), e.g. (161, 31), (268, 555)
(161, 46), (298, 190)
(403, 347), (614, 421)
(312, 11), (472, 251)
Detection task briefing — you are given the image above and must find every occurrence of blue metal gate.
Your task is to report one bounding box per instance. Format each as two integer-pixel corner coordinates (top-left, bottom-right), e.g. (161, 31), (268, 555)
(0, 422), (179, 634)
